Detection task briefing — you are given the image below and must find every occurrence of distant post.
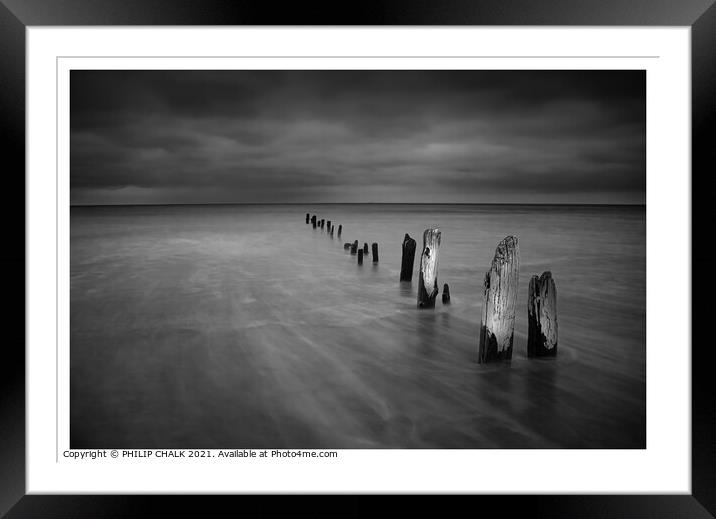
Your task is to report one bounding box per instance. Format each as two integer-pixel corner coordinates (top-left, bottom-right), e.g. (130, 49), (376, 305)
(344, 243), (351, 250)
(363, 243), (369, 255)
(417, 228), (441, 308)
(320, 219), (325, 229)
(400, 233), (417, 282)
(338, 225), (342, 237)
(311, 215), (317, 228)
(372, 243), (379, 263)
(351, 240), (358, 254)
(305, 213), (310, 224)
(357, 249), (364, 265)
(442, 283), (450, 304)
(327, 220), (331, 232)
(528, 271), (558, 357)
(478, 236), (520, 363)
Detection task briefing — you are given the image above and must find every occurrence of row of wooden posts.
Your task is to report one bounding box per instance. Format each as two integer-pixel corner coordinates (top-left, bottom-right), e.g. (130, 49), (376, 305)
(305, 213), (379, 265)
(306, 212), (342, 238)
(404, 228), (558, 363)
(305, 214), (557, 363)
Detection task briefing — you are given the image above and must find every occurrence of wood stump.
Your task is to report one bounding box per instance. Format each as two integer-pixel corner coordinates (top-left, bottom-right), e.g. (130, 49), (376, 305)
(338, 225), (342, 237)
(351, 240), (358, 254)
(357, 249), (364, 265)
(344, 243), (351, 250)
(442, 283), (450, 304)
(305, 213), (310, 224)
(327, 220), (331, 232)
(400, 233), (416, 282)
(372, 243), (379, 263)
(311, 215), (317, 228)
(363, 243), (369, 255)
(478, 236), (520, 363)
(528, 271), (558, 357)
(417, 228), (441, 308)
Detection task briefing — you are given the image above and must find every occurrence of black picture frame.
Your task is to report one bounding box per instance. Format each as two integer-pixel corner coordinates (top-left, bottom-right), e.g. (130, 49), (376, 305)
(3, 1), (714, 516)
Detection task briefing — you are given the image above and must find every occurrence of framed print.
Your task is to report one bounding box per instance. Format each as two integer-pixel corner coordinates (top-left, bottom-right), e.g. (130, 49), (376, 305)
(4, 0), (715, 516)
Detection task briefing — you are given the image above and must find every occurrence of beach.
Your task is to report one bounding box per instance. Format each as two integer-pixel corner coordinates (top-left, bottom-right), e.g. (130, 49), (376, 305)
(70, 204), (646, 448)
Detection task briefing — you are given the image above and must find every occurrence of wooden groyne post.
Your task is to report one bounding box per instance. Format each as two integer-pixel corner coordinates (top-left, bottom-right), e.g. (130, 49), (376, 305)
(478, 236), (520, 363)
(338, 225), (342, 237)
(400, 233), (416, 282)
(357, 249), (364, 265)
(344, 242), (351, 250)
(305, 213), (310, 224)
(528, 271), (558, 357)
(442, 283), (450, 304)
(363, 243), (369, 255)
(311, 215), (317, 228)
(372, 243), (379, 263)
(417, 228), (441, 308)
(351, 240), (358, 254)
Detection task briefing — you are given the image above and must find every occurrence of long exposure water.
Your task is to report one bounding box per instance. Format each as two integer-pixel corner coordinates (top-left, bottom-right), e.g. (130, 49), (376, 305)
(70, 204), (645, 448)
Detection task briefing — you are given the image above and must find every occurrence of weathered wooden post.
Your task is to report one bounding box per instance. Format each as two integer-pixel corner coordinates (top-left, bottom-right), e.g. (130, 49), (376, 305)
(338, 225), (342, 237)
(400, 233), (416, 282)
(320, 219), (325, 229)
(344, 243), (351, 250)
(351, 240), (358, 254)
(478, 236), (520, 363)
(306, 213), (310, 224)
(417, 228), (441, 308)
(363, 243), (369, 255)
(357, 249), (364, 265)
(528, 271), (558, 357)
(442, 283), (450, 304)
(372, 243), (379, 263)
(311, 215), (317, 228)
(330, 226), (334, 237)
(327, 220), (331, 231)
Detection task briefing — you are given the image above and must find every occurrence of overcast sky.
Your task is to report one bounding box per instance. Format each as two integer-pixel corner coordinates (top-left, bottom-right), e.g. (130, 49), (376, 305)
(70, 70), (645, 205)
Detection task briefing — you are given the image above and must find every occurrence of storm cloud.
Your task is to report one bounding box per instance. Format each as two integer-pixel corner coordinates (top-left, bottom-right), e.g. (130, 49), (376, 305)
(70, 70), (645, 205)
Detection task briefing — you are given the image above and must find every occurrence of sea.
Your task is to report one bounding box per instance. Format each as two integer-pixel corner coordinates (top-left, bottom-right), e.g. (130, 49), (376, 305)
(70, 204), (646, 449)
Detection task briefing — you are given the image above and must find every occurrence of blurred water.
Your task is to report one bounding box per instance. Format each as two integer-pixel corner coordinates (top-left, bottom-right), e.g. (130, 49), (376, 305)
(70, 204), (645, 448)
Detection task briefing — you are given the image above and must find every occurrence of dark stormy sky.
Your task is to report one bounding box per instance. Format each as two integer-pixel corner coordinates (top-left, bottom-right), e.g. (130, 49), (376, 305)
(70, 70), (645, 205)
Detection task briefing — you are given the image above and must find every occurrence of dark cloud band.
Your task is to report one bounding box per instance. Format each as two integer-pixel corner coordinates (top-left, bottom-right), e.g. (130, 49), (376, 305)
(71, 70), (645, 205)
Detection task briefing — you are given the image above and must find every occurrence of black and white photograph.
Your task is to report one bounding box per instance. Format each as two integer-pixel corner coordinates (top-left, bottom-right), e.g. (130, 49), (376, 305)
(70, 69), (646, 450)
